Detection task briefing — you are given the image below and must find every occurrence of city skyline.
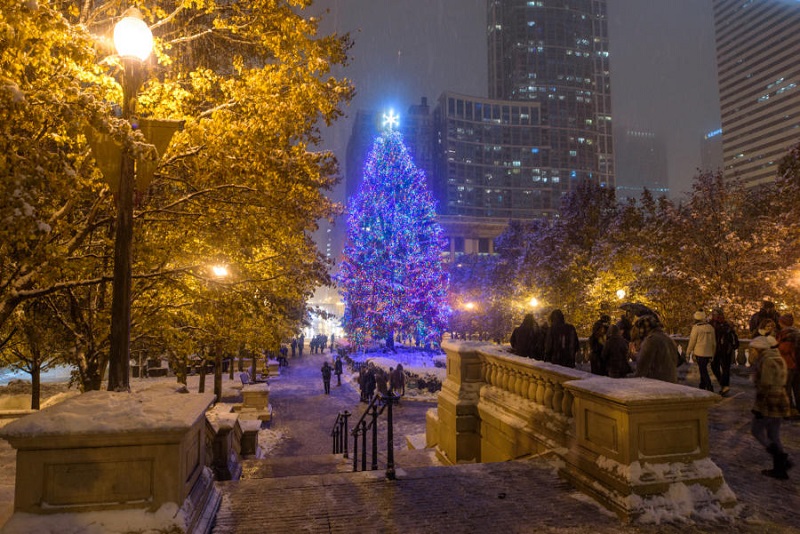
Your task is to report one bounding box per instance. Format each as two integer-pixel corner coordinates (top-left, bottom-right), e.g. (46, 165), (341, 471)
(315, 0), (721, 202)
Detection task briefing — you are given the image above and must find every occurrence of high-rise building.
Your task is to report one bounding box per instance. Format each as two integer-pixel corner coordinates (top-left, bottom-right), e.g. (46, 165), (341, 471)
(487, 0), (614, 189)
(614, 129), (668, 200)
(712, 0), (800, 187)
(700, 127), (724, 174)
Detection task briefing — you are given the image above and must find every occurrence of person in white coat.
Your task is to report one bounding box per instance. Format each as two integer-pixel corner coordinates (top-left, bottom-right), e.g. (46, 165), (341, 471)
(687, 310), (717, 391)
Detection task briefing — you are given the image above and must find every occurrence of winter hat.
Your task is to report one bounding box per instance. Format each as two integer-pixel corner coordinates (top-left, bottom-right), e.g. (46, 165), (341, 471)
(693, 310), (706, 321)
(779, 314), (794, 327)
(750, 335), (778, 351)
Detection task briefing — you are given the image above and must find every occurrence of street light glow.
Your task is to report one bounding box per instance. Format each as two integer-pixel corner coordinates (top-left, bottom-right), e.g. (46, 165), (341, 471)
(529, 297), (539, 308)
(212, 265), (229, 278)
(465, 301), (475, 310)
(113, 9), (153, 61)
(616, 289), (626, 300)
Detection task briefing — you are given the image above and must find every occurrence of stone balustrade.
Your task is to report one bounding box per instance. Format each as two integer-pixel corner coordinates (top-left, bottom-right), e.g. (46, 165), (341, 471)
(426, 340), (736, 521)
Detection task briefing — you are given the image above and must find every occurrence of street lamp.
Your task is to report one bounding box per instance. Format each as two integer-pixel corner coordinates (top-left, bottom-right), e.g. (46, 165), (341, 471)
(211, 265), (229, 403)
(616, 289), (627, 300)
(107, 9), (153, 392)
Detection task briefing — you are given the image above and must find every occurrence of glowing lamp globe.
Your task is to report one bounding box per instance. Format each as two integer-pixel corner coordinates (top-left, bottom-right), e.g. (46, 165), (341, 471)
(529, 297), (539, 308)
(113, 9), (153, 61)
(616, 289), (626, 300)
(212, 265), (229, 278)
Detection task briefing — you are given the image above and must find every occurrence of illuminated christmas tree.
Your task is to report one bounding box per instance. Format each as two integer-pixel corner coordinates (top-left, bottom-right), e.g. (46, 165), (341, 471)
(338, 118), (449, 349)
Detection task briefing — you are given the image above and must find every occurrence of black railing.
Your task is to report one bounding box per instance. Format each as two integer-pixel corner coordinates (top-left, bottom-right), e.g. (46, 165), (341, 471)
(330, 410), (350, 459)
(342, 392), (396, 480)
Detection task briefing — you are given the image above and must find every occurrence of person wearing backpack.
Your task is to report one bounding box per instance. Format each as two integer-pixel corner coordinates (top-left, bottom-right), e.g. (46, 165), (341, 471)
(777, 314), (800, 418)
(749, 335), (793, 479)
(686, 310), (717, 392)
(710, 308), (739, 397)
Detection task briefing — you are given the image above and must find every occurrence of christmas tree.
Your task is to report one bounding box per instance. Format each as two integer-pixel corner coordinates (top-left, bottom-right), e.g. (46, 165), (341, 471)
(338, 125), (449, 350)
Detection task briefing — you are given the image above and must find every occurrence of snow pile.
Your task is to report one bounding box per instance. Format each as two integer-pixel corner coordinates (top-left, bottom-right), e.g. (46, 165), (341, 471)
(1, 501), (187, 534)
(256, 427), (287, 458)
(348, 347), (447, 399)
(628, 482), (737, 525)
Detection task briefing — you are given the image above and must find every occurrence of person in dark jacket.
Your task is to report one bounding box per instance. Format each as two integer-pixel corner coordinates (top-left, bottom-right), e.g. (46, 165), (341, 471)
(321, 361), (332, 395)
(633, 314), (678, 383)
(750, 300), (781, 338)
(710, 308), (739, 396)
(334, 355), (343, 386)
(602, 324), (632, 378)
(589, 314), (611, 375)
(544, 309), (580, 368)
(510, 313), (541, 359)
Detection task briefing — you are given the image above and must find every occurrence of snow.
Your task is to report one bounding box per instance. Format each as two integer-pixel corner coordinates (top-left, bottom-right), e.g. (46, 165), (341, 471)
(0, 382), (213, 439)
(569, 376), (720, 403)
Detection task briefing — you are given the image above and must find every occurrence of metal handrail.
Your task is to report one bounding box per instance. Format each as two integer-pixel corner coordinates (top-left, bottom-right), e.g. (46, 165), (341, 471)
(348, 392), (396, 480)
(329, 410), (350, 458)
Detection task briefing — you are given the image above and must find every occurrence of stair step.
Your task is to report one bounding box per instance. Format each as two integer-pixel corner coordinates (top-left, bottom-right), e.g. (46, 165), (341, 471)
(241, 454), (350, 479)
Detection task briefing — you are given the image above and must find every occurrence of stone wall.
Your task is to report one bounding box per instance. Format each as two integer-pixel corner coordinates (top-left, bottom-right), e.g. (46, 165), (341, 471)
(426, 340), (736, 521)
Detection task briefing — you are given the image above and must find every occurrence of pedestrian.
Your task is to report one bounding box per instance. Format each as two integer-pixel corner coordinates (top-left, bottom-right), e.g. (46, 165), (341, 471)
(309, 336), (317, 354)
(750, 300), (781, 337)
(686, 310), (717, 391)
(710, 308), (739, 397)
(633, 314), (678, 383)
(749, 335), (793, 479)
(358, 366), (367, 402)
(330, 333), (336, 352)
(321, 361), (332, 395)
(279, 344), (289, 367)
(334, 355), (343, 386)
(364, 365), (377, 403)
(602, 324), (632, 378)
(390, 364), (406, 397)
(589, 314), (611, 376)
(616, 312), (633, 342)
(776, 314), (800, 417)
(298, 334), (305, 357)
(510, 313), (541, 359)
(544, 309), (580, 368)
(290, 337), (297, 359)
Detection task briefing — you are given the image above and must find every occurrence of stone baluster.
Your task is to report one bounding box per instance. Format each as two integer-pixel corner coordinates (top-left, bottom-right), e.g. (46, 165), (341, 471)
(542, 379), (554, 410)
(527, 373), (537, 400)
(562, 388), (573, 417)
(552, 382), (563, 414)
(535, 375), (546, 405)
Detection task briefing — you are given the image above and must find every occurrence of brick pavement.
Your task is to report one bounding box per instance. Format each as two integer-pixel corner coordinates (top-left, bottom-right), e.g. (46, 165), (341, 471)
(213, 352), (800, 534)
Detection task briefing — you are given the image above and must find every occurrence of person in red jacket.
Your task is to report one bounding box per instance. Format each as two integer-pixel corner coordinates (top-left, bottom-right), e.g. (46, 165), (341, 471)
(776, 314), (800, 418)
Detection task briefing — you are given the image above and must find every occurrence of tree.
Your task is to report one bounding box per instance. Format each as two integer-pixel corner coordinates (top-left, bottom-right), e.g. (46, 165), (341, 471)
(338, 130), (449, 349)
(1, 0), (353, 389)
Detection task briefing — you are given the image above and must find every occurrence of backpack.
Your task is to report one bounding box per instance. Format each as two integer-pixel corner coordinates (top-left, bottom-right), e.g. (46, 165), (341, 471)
(715, 322), (738, 357)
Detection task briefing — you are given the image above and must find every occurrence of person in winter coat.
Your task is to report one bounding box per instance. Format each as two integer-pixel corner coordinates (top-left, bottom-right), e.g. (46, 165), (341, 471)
(321, 361), (332, 395)
(634, 314), (678, 383)
(364, 365), (377, 403)
(750, 300), (781, 338)
(544, 309), (580, 368)
(710, 308), (739, 397)
(589, 314), (611, 375)
(602, 324), (632, 378)
(390, 364), (406, 397)
(510, 313), (541, 359)
(749, 335), (793, 479)
(686, 310), (717, 391)
(334, 355), (343, 386)
(776, 314), (799, 417)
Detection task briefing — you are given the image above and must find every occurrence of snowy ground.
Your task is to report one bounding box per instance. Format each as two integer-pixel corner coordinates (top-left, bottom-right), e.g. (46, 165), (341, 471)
(1, 346), (800, 532)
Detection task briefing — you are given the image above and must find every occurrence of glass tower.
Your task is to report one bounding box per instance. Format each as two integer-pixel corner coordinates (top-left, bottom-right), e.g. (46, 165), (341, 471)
(712, 0), (800, 187)
(487, 0), (614, 189)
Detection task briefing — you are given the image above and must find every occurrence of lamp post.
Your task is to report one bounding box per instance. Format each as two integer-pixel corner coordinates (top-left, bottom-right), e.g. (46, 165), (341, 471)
(211, 265), (229, 403)
(107, 9), (153, 392)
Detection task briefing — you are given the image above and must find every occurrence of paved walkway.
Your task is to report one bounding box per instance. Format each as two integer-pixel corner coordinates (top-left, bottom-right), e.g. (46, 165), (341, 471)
(213, 353), (800, 534)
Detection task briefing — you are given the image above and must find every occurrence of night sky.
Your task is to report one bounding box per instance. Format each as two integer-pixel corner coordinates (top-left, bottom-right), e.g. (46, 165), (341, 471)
(313, 0), (720, 200)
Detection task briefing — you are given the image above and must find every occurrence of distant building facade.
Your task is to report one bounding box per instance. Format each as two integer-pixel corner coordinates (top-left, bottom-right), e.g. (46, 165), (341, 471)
(614, 129), (668, 201)
(487, 0), (614, 189)
(712, 0), (800, 187)
(700, 127), (724, 174)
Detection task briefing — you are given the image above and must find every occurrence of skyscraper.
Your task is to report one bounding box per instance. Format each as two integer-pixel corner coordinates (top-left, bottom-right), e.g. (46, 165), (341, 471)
(712, 0), (800, 187)
(487, 0), (614, 189)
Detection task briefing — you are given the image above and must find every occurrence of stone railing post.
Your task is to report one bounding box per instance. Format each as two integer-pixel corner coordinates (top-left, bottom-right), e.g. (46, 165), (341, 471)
(426, 341), (484, 463)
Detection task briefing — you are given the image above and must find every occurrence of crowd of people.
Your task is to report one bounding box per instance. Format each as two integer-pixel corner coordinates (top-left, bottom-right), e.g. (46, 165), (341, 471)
(509, 299), (798, 480)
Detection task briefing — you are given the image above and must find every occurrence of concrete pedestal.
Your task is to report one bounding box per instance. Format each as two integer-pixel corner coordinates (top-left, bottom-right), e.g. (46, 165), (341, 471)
(0, 384), (219, 533)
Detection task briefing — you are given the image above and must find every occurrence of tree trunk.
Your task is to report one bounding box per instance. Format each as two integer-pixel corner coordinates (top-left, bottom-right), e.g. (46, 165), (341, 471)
(198, 354), (207, 393)
(31, 361), (41, 411)
(214, 348), (222, 402)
